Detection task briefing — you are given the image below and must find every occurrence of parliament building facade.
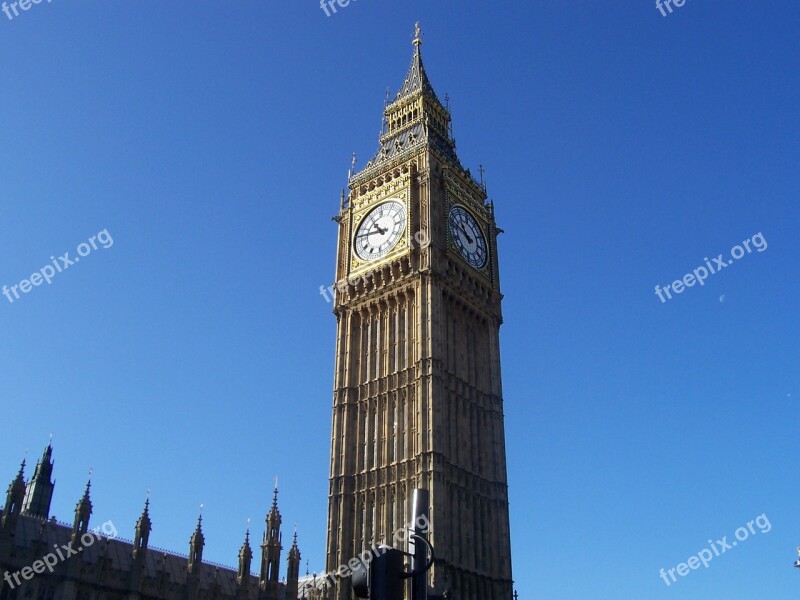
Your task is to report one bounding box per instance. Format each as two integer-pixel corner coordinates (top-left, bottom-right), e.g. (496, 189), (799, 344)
(0, 445), (301, 600)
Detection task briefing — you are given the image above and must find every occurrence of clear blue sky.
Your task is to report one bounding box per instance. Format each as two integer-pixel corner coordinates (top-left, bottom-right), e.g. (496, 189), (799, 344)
(1, 1), (798, 598)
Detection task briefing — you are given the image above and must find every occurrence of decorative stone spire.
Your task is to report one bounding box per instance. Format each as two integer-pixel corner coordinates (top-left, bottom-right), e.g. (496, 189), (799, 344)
(260, 482), (283, 588)
(2, 459), (26, 530)
(22, 443), (55, 519)
(285, 528), (301, 600)
(270, 483), (279, 513)
(354, 22), (463, 184)
(71, 477), (93, 543)
(132, 495), (152, 561)
(188, 508), (205, 573)
(237, 527), (253, 586)
(392, 22), (441, 106)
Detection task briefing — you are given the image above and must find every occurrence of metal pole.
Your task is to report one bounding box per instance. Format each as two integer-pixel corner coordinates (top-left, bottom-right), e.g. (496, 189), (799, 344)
(410, 488), (429, 600)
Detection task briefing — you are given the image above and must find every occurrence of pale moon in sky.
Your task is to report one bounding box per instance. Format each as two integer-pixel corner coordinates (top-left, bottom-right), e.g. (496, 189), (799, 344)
(719, 295), (726, 303)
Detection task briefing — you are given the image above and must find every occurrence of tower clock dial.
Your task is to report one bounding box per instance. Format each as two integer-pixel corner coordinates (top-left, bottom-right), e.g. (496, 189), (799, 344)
(449, 205), (488, 269)
(353, 200), (407, 261)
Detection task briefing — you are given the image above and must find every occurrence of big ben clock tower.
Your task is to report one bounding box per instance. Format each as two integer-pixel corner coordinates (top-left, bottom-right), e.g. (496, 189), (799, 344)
(325, 24), (514, 600)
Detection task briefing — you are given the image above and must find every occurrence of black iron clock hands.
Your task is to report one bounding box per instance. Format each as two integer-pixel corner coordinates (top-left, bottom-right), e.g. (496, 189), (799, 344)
(356, 224), (388, 239)
(458, 223), (474, 244)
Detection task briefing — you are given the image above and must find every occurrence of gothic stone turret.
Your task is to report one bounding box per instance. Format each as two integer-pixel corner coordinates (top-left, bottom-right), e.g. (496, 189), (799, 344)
(22, 444), (55, 519)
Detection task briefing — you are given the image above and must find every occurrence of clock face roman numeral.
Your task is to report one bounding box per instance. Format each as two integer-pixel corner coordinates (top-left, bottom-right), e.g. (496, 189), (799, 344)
(353, 200), (407, 262)
(449, 205), (487, 269)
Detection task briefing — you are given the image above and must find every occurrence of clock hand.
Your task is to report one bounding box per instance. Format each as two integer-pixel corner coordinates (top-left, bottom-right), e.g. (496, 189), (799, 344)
(356, 224), (388, 239)
(458, 224), (474, 244)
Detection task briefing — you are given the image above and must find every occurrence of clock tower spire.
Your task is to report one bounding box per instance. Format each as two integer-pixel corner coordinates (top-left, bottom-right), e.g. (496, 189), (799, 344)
(326, 24), (513, 600)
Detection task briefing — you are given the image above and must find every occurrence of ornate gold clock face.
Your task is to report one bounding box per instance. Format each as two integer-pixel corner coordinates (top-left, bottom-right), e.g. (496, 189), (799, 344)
(449, 205), (487, 269)
(353, 200), (407, 261)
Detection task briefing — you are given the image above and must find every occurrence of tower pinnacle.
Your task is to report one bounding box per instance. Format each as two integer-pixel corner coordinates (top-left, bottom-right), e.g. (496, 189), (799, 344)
(237, 527), (253, 588)
(260, 487), (283, 589)
(22, 443), (55, 519)
(71, 477), (93, 543)
(188, 508), (205, 573)
(350, 23), (461, 186)
(133, 495), (152, 561)
(285, 527), (301, 600)
(2, 459), (26, 530)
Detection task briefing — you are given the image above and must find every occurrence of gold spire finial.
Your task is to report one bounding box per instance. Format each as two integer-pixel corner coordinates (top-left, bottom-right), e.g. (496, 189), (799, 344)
(413, 22), (422, 47)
